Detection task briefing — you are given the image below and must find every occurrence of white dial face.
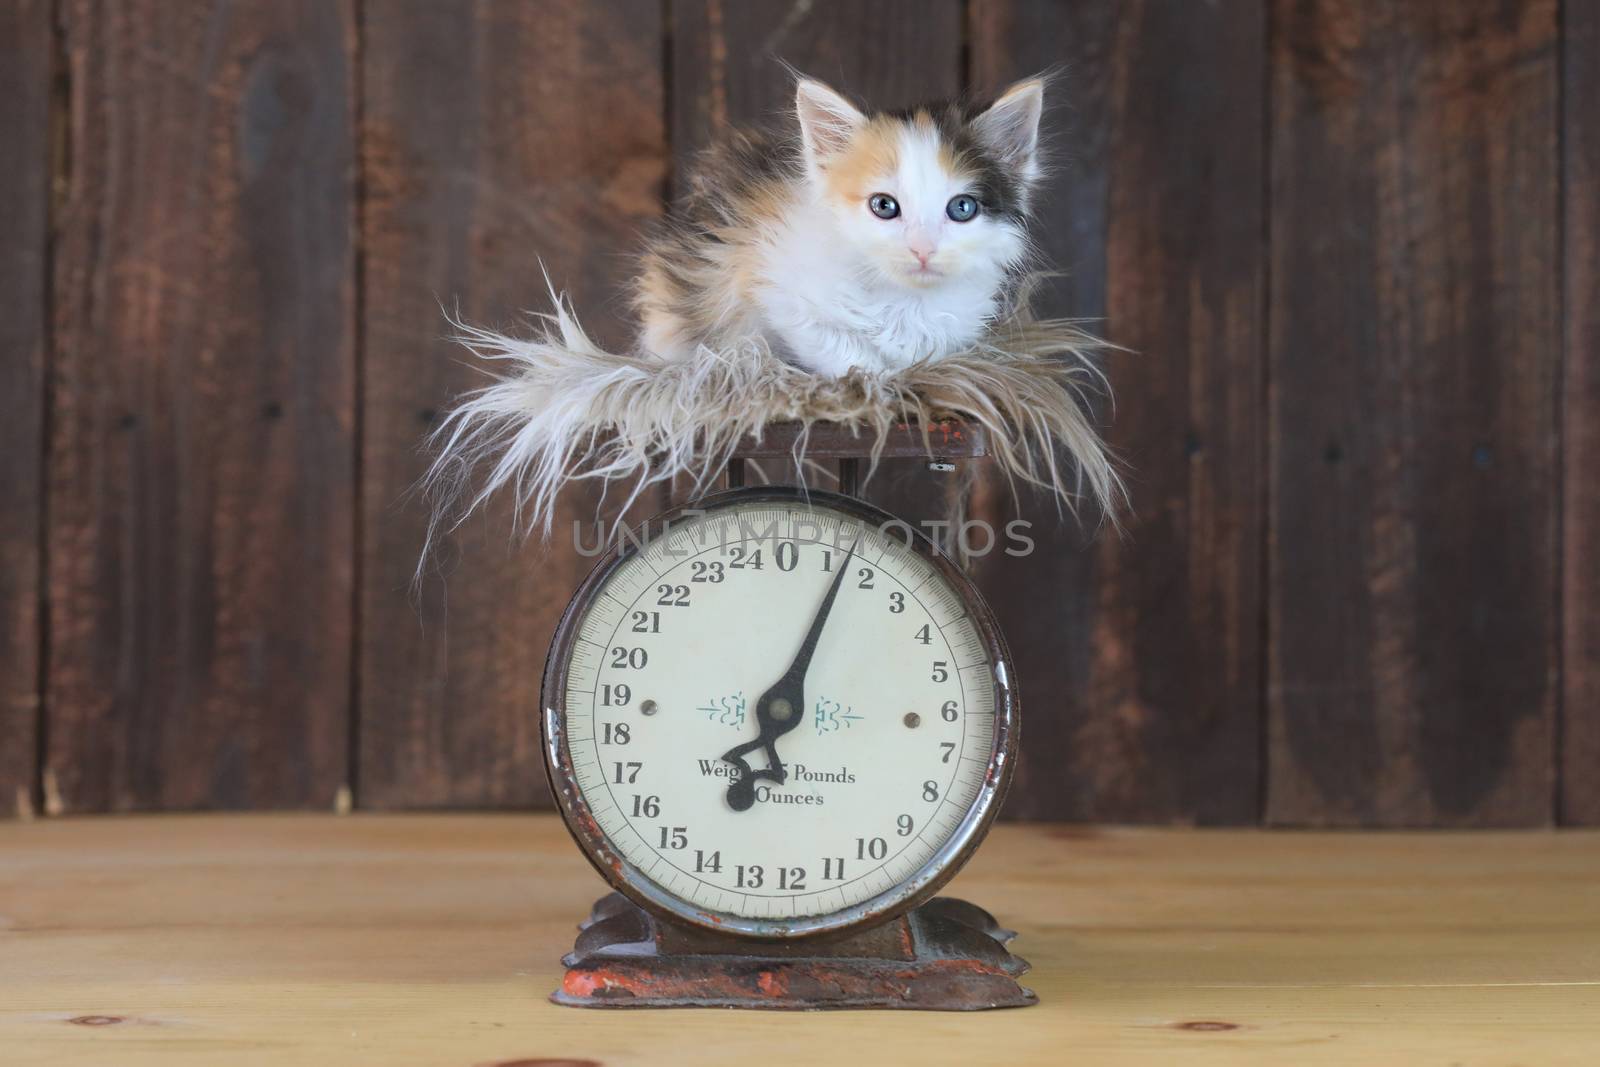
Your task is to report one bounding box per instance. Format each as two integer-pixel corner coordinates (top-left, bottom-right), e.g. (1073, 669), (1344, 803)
(552, 494), (1006, 934)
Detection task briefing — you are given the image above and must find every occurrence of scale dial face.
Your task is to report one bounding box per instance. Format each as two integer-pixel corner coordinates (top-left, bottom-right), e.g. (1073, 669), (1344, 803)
(543, 488), (1016, 938)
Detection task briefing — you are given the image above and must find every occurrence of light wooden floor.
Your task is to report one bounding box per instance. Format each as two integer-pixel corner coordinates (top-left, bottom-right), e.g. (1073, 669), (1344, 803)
(2, 815), (1596, 1066)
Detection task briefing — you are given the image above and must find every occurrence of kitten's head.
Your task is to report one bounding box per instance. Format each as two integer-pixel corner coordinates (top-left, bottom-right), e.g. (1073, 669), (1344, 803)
(794, 76), (1044, 291)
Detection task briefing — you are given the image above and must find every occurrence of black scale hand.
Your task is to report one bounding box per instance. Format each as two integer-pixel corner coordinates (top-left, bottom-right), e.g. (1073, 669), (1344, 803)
(721, 545), (855, 812)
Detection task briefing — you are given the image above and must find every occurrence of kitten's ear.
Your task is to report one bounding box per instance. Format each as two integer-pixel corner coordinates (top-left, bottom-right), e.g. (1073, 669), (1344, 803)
(973, 78), (1044, 175)
(795, 78), (866, 163)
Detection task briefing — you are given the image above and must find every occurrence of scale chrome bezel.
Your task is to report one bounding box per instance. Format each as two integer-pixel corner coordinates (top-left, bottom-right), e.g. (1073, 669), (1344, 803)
(541, 486), (1019, 940)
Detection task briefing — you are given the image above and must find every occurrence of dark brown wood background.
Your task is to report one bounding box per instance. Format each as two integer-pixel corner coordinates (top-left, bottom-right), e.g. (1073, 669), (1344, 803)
(1, 0), (1591, 826)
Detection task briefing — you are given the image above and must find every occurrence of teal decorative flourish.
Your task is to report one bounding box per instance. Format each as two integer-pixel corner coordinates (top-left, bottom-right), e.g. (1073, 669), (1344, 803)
(813, 696), (863, 735)
(697, 692), (747, 728)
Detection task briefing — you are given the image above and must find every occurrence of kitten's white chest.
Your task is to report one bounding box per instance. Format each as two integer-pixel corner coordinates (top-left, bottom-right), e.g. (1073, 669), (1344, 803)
(847, 288), (993, 367)
(753, 214), (1000, 376)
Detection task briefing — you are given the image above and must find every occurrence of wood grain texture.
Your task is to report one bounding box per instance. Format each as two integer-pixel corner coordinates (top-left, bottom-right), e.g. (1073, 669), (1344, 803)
(1564, 0), (1600, 826)
(970, 0), (1265, 822)
(1267, 0), (1560, 826)
(3, 814), (1599, 1065)
(669, 0), (966, 525)
(358, 0), (667, 808)
(0, 0), (50, 820)
(46, 0), (356, 812)
(670, 0), (963, 159)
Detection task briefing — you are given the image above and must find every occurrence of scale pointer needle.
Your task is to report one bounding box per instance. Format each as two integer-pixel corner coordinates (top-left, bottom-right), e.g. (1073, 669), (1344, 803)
(721, 541), (857, 811)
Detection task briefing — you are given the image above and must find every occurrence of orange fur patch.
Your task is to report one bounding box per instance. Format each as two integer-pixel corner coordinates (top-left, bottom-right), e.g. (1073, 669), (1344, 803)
(736, 177), (791, 226)
(822, 118), (901, 201)
(937, 137), (965, 178)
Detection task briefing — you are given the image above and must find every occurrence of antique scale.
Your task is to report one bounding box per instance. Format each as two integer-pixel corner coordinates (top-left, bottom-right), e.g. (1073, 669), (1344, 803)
(542, 421), (1034, 1010)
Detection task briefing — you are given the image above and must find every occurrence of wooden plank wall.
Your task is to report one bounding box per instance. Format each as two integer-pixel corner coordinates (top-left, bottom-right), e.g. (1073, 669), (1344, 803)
(0, 0), (1591, 826)
(1267, 0), (1561, 826)
(1567, 0), (1600, 826)
(0, 0), (50, 820)
(359, 0), (666, 808)
(45, 0), (355, 812)
(969, 0), (1264, 823)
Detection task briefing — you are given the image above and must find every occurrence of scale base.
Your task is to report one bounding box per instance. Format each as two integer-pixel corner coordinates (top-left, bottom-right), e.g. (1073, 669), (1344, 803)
(553, 892), (1035, 1010)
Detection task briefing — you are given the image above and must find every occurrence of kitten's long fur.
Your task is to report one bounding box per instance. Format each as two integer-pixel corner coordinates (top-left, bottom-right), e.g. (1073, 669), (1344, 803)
(424, 287), (1118, 544)
(420, 75), (1121, 549)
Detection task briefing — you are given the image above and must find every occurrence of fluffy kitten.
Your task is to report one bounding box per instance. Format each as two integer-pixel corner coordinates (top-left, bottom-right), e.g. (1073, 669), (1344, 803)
(636, 76), (1045, 377)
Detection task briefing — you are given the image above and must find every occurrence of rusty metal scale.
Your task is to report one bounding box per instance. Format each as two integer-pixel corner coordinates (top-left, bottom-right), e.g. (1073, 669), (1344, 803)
(543, 421), (1034, 1010)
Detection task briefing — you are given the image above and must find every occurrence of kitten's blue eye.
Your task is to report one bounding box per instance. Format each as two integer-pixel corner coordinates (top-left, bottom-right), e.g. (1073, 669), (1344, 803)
(868, 193), (900, 220)
(946, 194), (979, 222)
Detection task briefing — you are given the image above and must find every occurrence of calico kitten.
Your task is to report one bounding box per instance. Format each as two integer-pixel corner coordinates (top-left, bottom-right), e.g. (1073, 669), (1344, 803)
(636, 76), (1045, 377)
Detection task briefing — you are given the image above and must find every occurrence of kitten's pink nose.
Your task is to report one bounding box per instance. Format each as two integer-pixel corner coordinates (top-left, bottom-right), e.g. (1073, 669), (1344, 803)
(907, 232), (938, 267)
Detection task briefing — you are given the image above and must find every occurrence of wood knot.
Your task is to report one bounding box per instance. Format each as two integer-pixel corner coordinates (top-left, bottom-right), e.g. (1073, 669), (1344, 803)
(1046, 825), (1102, 840)
(1173, 1020), (1239, 1032)
(68, 1015), (124, 1027)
